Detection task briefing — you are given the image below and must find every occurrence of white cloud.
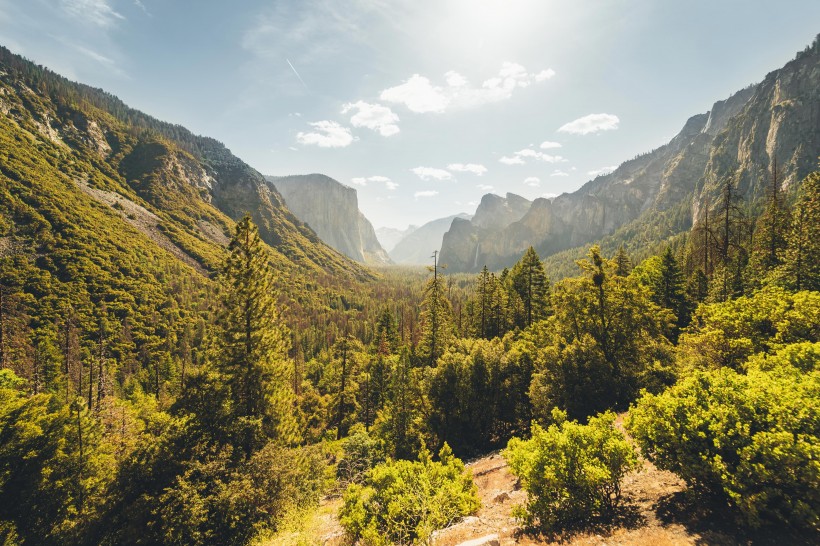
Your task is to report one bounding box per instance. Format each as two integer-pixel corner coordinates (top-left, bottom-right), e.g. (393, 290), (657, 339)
(60, 0), (124, 27)
(447, 163), (487, 176)
(477, 184), (494, 191)
(501, 147), (567, 165)
(351, 175), (398, 190)
(539, 141), (562, 149)
(382, 62), (556, 113)
(534, 69), (556, 82)
(524, 177), (541, 187)
(380, 75), (449, 113)
(414, 190), (439, 198)
(587, 165), (618, 177)
(558, 113), (620, 135)
(341, 101), (400, 136)
(296, 120), (355, 148)
(411, 167), (453, 181)
(444, 70), (467, 87)
(542, 192), (558, 199)
(500, 155), (525, 165)
(550, 170), (570, 177)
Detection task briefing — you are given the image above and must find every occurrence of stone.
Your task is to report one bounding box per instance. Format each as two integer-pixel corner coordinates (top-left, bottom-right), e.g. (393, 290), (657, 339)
(455, 533), (500, 546)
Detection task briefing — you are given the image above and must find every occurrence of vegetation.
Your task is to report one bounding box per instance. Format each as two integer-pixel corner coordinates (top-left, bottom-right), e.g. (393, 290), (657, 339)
(628, 355), (819, 528)
(505, 410), (638, 530)
(339, 443), (479, 546)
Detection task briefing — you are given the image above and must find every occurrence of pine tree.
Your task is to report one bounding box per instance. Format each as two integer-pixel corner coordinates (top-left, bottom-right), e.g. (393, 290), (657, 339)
(216, 215), (299, 457)
(467, 266), (492, 338)
(783, 169), (820, 291)
(613, 246), (632, 276)
(652, 247), (689, 338)
(419, 252), (453, 367)
(750, 160), (790, 282)
(510, 247), (551, 327)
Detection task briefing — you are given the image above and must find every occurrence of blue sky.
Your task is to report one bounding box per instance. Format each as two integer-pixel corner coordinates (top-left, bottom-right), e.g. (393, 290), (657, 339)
(2, 1), (819, 229)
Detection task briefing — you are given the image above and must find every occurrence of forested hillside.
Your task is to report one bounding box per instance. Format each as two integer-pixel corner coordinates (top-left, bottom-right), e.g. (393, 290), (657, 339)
(1, 37), (819, 546)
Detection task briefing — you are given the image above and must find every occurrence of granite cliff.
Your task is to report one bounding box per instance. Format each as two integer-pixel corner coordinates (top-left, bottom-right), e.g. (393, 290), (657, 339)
(267, 174), (391, 265)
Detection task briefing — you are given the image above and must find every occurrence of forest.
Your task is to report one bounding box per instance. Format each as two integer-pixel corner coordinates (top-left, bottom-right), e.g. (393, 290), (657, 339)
(0, 31), (819, 546)
(1, 149), (818, 544)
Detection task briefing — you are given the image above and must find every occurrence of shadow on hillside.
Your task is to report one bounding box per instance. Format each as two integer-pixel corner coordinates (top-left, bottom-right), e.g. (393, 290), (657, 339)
(655, 491), (817, 546)
(514, 502), (647, 544)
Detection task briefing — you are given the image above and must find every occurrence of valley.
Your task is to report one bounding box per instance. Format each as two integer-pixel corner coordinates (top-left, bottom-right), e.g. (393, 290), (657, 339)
(0, 8), (819, 546)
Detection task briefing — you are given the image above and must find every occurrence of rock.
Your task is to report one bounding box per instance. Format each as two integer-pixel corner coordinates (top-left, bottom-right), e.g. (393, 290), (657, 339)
(455, 534), (500, 546)
(268, 174), (392, 265)
(493, 491), (510, 503)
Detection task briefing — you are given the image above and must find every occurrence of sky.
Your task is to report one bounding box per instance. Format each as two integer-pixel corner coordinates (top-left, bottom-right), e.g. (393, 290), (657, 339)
(1, 1), (819, 229)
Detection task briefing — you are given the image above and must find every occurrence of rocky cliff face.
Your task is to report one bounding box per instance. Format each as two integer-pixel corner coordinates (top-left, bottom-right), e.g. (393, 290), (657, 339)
(440, 36), (820, 273)
(267, 174), (391, 265)
(389, 213), (471, 265)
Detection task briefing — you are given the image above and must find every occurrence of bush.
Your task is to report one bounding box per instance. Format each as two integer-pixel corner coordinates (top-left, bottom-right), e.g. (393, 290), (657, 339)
(154, 443), (326, 546)
(338, 443), (479, 545)
(336, 427), (386, 487)
(504, 410), (638, 530)
(627, 359), (820, 528)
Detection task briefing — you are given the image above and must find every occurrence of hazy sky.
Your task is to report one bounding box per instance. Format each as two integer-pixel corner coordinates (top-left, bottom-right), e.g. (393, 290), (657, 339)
(2, 1), (819, 229)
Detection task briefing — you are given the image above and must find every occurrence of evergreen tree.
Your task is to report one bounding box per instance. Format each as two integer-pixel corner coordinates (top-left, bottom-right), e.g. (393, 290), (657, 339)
(467, 266), (492, 339)
(509, 247), (551, 327)
(749, 161), (789, 281)
(712, 176), (748, 301)
(652, 247), (689, 336)
(418, 252), (453, 367)
(783, 169), (820, 291)
(216, 215), (299, 457)
(613, 246), (632, 276)
(374, 308), (399, 354)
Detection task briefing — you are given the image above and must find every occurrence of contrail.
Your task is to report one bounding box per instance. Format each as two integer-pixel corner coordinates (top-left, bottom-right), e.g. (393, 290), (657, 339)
(286, 58), (308, 90)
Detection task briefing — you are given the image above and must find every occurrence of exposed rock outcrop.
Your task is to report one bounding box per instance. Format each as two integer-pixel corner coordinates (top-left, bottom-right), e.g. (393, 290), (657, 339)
(268, 174), (392, 265)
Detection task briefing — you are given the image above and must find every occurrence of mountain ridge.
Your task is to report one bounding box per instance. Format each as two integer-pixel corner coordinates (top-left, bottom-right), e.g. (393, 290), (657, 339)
(439, 36), (820, 273)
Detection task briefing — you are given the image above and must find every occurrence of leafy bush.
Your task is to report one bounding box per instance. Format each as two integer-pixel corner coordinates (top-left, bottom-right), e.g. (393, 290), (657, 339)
(676, 287), (820, 370)
(339, 443), (479, 545)
(154, 443), (325, 546)
(627, 358), (820, 528)
(504, 410), (638, 530)
(336, 427), (386, 487)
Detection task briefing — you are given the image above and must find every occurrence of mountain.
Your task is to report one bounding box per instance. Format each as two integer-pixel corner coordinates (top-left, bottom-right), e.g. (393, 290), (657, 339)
(266, 174), (391, 265)
(0, 46), (374, 284)
(376, 225), (417, 253)
(440, 36), (820, 273)
(390, 213), (472, 265)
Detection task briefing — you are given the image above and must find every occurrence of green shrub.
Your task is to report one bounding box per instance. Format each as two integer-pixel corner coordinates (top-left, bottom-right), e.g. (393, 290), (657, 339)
(627, 360), (820, 528)
(338, 443), (479, 545)
(504, 410), (638, 530)
(155, 443), (325, 546)
(335, 427), (386, 487)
